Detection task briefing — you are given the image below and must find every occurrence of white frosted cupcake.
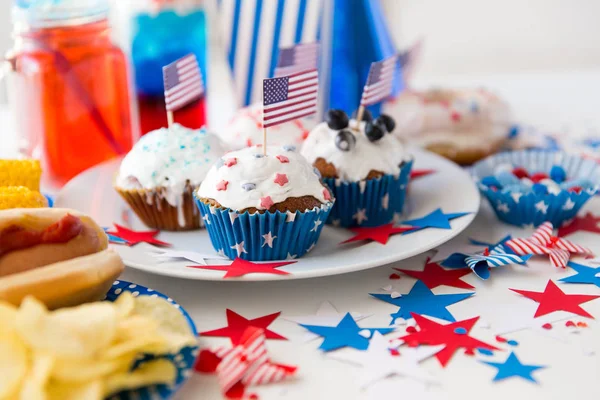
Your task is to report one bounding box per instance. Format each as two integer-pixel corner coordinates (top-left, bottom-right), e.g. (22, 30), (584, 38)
(301, 109), (413, 227)
(115, 123), (225, 231)
(195, 145), (334, 261)
(219, 102), (317, 150)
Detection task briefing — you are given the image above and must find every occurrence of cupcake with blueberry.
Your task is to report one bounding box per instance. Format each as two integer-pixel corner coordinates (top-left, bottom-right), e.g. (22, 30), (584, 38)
(114, 123), (225, 231)
(472, 150), (600, 227)
(301, 109), (413, 227)
(195, 145), (334, 261)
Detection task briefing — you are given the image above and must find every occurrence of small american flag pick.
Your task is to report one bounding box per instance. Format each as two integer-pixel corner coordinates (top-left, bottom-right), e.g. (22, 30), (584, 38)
(263, 69), (318, 128)
(162, 53), (204, 112)
(274, 42), (320, 77)
(360, 55), (398, 107)
(505, 222), (593, 268)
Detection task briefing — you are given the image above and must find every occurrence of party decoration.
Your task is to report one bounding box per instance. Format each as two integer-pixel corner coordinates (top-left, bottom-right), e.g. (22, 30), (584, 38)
(196, 327), (296, 399)
(510, 280), (600, 318)
(400, 208), (471, 233)
(410, 169), (436, 180)
(559, 261), (600, 288)
(431, 240), (485, 263)
(150, 249), (226, 265)
(394, 258), (474, 289)
(274, 42), (320, 77)
(480, 352), (545, 383)
(106, 224), (171, 247)
(328, 332), (442, 388)
(558, 213), (600, 237)
(263, 69), (318, 128)
(162, 53), (204, 126)
(370, 280), (474, 324)
(505, 222), (592, 268)
(188, 258), (296, 278)
(442, 244), (530, 280)
(103, 227), (128, 245)
(300, 313), (394, 352)
(398, 313), (499, 367)
(340, 223), (415, 245)
(200, 309), (286, 345)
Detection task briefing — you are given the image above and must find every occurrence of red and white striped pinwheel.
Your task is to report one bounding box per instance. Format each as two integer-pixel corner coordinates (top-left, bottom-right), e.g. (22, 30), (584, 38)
(196, 326), (297, 398)
(505, 222), (592, 268)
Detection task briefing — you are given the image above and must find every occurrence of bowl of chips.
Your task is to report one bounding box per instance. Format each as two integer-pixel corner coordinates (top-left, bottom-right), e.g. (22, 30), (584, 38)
(0, 280), (198, 400)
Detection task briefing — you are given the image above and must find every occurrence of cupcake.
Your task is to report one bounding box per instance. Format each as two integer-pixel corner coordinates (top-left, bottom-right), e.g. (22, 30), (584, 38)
(115, 123), (225, 231)
(219, 102), (317, 150)
(383, 88), (512, 165)
(472, 150), (600, 227)
(195, 145), (334, 261)
(300, 109), (413, 228)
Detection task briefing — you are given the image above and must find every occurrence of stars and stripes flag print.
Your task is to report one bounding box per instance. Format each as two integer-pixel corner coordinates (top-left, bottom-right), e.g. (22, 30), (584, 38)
(162, 54), (204, 112)
(360, 55), (398, 107)
(274, 42), (320, 77)
(262, 69), (318, 128)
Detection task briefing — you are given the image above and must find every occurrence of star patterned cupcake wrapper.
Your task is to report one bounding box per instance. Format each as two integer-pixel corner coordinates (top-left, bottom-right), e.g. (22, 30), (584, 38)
(472, 150), (600, 227)
(323, 159), (413, 228)
(195, 198), (334, 261)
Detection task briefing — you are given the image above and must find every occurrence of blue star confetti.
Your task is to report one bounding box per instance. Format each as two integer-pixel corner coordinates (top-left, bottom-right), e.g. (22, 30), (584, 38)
(401, 208), (471, 233)
(559, 261), (600, 288)
(370, 280), (474, 324)
(300, 313), (394, 352)
(104, 227), (129, 245)
(481, 352), (545, 383)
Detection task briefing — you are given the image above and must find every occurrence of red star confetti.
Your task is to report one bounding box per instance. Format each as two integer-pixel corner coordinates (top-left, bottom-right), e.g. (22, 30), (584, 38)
(510, 280), (600, 319)
(260, 196), (274, 209)
(410, 169), (436, 180)
(395, 257), (474, 290)
(224, 158), (238, 167)
(505, 222), (592, 268)
(217, 180), (229, 191)
(340, 223), (415, 245)
(273, 173), (288, 186)
(275, 155), (289, 163)
(106, 224), (171, 247)
(195, 327), (296, 399)
(200, 309), (287, 344)
(398, 313), (499, 367)
(558, 213), (600, 237)
(188, 257), (295, 279)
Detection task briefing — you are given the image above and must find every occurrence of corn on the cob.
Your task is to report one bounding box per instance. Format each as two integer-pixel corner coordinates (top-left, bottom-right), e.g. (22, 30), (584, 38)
(0, 159), (42, 191)
(0, 186), (48, 210)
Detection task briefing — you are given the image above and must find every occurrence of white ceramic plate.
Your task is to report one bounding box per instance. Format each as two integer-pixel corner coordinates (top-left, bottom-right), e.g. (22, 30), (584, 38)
(55, 148), (480, 281)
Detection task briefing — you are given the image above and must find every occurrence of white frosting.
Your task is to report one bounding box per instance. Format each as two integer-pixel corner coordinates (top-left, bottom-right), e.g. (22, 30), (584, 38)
(300, 120), (409, 181)
(383, 88), (512, 151)
(219, 102), (318, 151)
(198, 145), (331, 211)
(116, 123), (225, 225)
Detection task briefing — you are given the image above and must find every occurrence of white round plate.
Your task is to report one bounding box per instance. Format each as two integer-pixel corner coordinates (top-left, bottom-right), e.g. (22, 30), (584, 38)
(55, 148), (480, 281)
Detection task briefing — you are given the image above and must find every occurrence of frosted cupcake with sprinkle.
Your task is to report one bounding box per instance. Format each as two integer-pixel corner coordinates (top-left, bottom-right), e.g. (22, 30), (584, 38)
(196, 145), (334, 261)
(115, 123), (225, 231)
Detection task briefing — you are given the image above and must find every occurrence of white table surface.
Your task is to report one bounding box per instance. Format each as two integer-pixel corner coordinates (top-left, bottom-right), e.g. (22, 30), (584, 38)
(5, 70), (600, 400)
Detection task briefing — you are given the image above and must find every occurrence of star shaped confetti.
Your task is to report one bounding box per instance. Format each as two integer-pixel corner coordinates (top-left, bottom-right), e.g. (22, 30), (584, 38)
(505, 222), (592, 268)
(328, 332), (442, 388)
(400, 208), (471, 233)
(200, 309), (287, 344)
(370, 280), (474, 324)
(188, 258), (296, 279)
(442, 243), (530, 280)
(106, 224), (171, 247)
(558, 213), (600, 237)
(559, 261), (600, 288)
(394, 258), (474, 289)
(300, 313), (395, 352)
(149, 249), (226, 265)
(340, 223), (415, 245)
(104, 227), (128, 244)
(480, 351), (545, 383)
(510, 280), (600, 319)
(398, 313), (499, 367)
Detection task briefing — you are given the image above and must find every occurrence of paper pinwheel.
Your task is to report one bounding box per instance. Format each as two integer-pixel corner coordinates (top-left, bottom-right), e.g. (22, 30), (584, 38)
(442, 243), (530, 279)
(505, 222), (592, 268)
(195, 326), (296, 398)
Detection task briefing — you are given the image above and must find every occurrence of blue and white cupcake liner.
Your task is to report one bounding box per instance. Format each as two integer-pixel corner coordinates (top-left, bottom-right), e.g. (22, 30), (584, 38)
(323, 159), (413, 228)
(472, 150), (600, 227)
(195, 199), (334, 261)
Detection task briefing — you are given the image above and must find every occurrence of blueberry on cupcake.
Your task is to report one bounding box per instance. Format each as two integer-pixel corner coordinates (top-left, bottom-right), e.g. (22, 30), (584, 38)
(301, 109), (413, 227)
(195, 145), (334, 261)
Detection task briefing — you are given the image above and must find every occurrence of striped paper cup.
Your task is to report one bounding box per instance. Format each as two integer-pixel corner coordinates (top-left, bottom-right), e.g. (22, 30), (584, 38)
(472, 150), (600, 227)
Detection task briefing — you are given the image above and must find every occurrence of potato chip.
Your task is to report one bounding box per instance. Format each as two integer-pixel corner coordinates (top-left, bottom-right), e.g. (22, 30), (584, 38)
(18, 352), (53, 400)
(16, 297), (117, 358)
(133, 296), (191, 336)
(102, 334), (165, 360)
(115, 315), (160, 342)
(0, 334), (28, 399)
(46, 380), (103, 400)
(51, 355), (134, 383)
(113, 292), (135, 319)
(0, 303), (17, 337)
(104, 359), (177, 397)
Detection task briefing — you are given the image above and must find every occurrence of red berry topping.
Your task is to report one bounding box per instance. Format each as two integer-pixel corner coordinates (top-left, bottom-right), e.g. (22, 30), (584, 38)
(512, 167), (529, 179)
(530, 172), (549, 183)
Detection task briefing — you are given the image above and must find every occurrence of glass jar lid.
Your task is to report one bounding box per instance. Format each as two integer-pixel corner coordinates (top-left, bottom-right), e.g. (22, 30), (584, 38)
(12, 0), (110, 31)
